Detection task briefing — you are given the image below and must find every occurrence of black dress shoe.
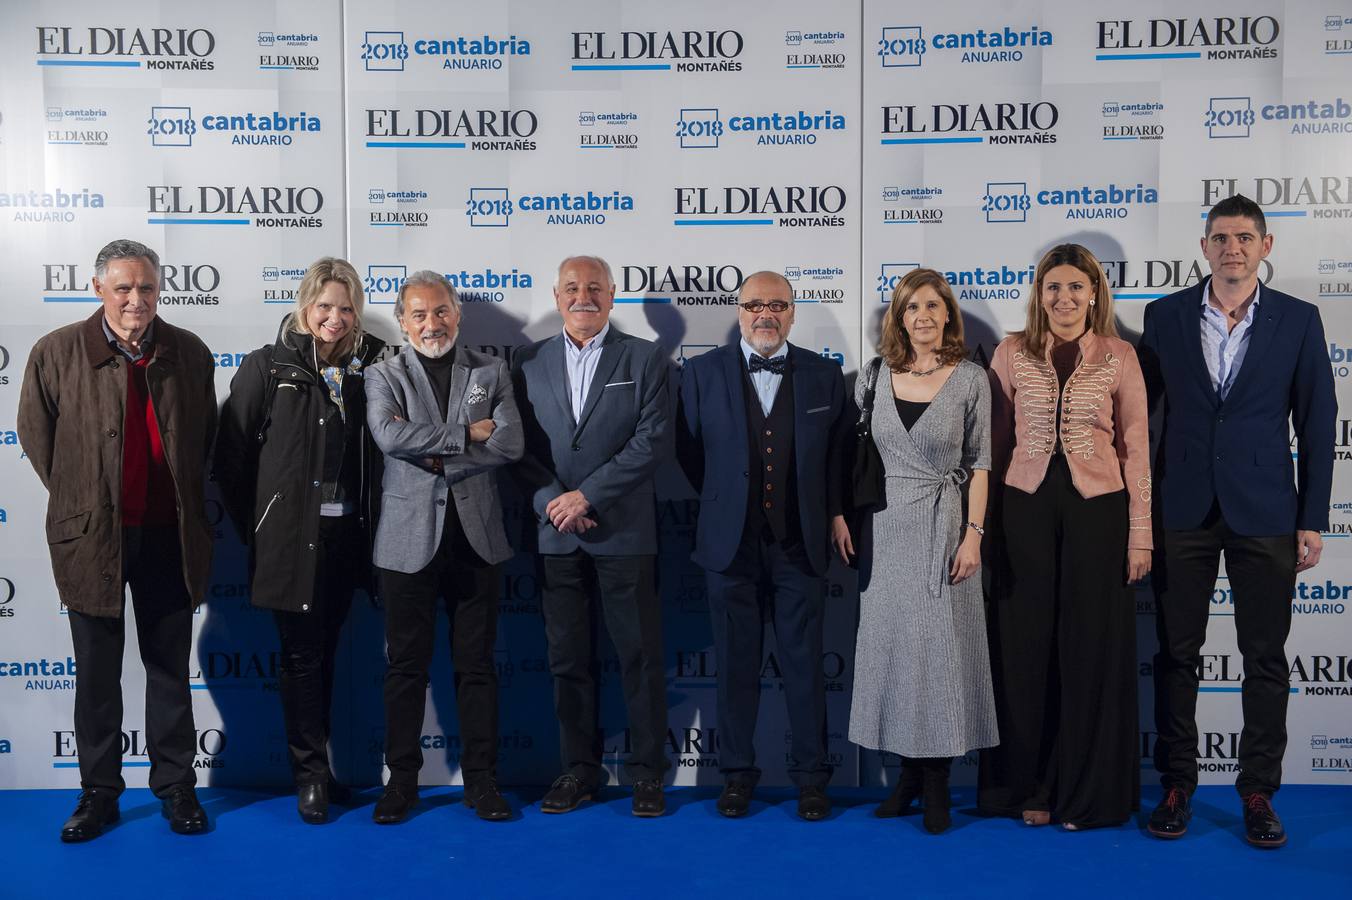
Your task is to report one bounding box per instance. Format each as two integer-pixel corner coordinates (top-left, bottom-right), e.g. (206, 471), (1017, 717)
(463, 777), (512, 821)
(1241, 793), (1287, 848)
(297, 783), (329, 824)
(632, 779), (665, 818)
(161, 785), (208, 835)
(372, 784), (417, 824)
(797, 786), (831, 822)
(1146, 787), (1192, 839)
(60, 789), (119, 843)
(540, 774), (593, 814)
(875, 763), (922, 818)
(717, 781), (753, 818)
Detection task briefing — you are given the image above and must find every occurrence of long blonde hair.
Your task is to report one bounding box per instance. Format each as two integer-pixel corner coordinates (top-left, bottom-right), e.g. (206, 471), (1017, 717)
(1013, 244), (1117, 351)
(290, 257), (366, 362)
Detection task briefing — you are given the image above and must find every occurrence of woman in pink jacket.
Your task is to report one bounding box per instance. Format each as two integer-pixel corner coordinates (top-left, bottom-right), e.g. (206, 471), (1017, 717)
(978, 243), (1151, 830)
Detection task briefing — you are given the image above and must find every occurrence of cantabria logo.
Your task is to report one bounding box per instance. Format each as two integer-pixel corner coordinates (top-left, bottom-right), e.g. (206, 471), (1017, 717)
(578, 110), (639, 150)
(147, 185), (324, 228)
(571, 29), (743, 72)
(674, 107), (845, 149)
(466, 188), (634, 227)
(673, 185), (847, 228)
(36, 25), (215, 70)
(1, 656), (76, 690)
(363, 264), (531, 305)
(46, 106), (109, 147)
(1096, 16), (1279, 61)
(360, 30), (529, 72)
(1, 187), (103, 224)
(985, 181), (1160, 222)
(881, 101), (1057, 145)
(882, 185), (945, 225)
(784, 27), (846, 69)
(258, 30), (319, 71)
(1319, 258), (1352, 300)
(1204, 96), (1352, 139)
(365, 108), (538, 152)
(878, 23), (1051, 67)
(618, 264), (745, 306)
(147, 107), (321, 147)
(1201, 176), (1352, 220)
(1101, 100), (1165, 141)
(369, 188), (430, 228)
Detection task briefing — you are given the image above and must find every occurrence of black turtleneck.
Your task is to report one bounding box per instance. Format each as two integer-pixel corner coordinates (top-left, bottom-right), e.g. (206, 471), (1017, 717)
(415, 346), (457, 418)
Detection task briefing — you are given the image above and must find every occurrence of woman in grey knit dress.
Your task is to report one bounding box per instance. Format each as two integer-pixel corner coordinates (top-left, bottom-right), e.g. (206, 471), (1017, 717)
(847, 268), (998, 834)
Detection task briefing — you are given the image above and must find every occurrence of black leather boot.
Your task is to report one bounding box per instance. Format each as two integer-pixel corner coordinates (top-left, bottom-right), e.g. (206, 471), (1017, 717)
(875, 758), (923, 818)
(921, 757), (953, 834)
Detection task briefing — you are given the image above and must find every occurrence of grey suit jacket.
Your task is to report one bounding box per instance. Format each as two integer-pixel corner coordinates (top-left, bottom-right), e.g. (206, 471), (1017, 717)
(366, 343), (523, 573)
(511, 327), (671, 556)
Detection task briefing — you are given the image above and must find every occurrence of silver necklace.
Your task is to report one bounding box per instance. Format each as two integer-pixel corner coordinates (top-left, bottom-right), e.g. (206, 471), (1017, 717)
(903, 362), (942, 377)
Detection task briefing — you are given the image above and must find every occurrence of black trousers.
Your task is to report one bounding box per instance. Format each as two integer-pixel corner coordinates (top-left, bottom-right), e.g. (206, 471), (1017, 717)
(66, 525), (197, 798)
(540, 550), (668, 785)
(1152, 502), (1296, 796)
(380, 518), (500, 788)
(271, 514), (359, 786)
(704, 529), (829, 789)
(979, 457), (1138, 827)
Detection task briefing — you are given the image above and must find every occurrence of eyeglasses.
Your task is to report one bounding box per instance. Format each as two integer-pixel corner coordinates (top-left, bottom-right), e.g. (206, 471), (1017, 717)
(739, 301), (793, 314)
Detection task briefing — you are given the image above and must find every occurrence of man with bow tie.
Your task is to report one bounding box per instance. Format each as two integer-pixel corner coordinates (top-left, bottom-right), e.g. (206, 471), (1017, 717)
(676, 270), (850, 821)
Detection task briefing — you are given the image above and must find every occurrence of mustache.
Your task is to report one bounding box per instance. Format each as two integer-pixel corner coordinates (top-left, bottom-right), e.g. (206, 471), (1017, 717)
(568, 303), (602, 312)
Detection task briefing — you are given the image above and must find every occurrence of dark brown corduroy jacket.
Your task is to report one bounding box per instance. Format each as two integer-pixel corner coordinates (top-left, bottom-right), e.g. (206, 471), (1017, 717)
(17, 310), (217, 617)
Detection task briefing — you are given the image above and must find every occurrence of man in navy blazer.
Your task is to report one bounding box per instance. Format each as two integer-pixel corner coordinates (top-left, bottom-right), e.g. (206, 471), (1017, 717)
(511, 255), (672, 817)
(1138, 195), (1336, 848)
(677, 270), (850, 821)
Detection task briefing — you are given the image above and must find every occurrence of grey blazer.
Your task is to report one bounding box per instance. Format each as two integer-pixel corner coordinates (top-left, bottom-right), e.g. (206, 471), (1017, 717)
(511, 327), (671, 556)
(366, 343), (523, 573)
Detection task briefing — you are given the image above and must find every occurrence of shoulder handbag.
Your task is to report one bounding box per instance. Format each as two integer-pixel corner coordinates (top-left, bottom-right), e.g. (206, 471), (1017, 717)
(850, 357), (886, 514)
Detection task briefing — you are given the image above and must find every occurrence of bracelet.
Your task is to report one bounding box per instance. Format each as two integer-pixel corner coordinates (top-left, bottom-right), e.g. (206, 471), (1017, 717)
(964, 521), (985, 536)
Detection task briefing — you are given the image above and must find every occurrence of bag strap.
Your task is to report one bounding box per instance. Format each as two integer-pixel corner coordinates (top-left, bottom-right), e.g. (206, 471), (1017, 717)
(859, 357), (883, 423)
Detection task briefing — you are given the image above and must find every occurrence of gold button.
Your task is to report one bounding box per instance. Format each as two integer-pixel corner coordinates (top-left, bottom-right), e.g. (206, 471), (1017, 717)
(765, 464), (773, 472)
(765, 484), (773, 492)
(765, 447), (773, 454)
(764, 501), (773, 509)
(765, 429), (772, 436)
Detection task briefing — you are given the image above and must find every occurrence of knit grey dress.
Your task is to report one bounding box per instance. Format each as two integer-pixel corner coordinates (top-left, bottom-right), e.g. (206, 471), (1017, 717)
(848, 358), (1000, 758)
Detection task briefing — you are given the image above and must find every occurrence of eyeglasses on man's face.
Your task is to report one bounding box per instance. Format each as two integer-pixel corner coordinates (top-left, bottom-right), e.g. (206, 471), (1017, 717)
(738, 300), (793, 314)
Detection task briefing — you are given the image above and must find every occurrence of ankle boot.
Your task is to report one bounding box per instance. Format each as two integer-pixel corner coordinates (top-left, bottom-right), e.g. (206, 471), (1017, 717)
(876, 758), (923, 818)
(921, 758), (952, 834)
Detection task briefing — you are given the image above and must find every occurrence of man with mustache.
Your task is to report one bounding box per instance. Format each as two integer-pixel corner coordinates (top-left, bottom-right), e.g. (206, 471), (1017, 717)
(363, 270), (523, 824)
(676, 270), (850, 820)
(511, 255), (672, 816)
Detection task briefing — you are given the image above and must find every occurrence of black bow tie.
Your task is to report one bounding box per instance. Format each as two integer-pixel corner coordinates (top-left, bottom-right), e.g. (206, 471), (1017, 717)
(749, 354), (786, 375)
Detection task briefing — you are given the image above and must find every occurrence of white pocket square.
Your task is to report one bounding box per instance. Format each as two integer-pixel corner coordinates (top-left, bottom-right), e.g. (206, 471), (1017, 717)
(806, 405), (830, 414)
(466, 383), (489, 404)
(605, 380), (635, 387)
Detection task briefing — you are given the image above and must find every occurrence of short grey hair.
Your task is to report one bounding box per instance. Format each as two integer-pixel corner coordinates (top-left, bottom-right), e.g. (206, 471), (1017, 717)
(554, 255), (615, 289)
(94, 239), (160, 279)
(395, 269), (460, 319)
(737, 270), (794, 302)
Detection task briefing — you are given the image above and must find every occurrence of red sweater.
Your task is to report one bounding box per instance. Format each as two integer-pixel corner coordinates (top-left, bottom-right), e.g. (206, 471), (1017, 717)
(121, 353), (178, 526)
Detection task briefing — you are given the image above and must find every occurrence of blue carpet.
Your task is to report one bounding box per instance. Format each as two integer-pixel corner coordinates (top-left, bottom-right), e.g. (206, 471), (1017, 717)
(4, 785), (1349, 897)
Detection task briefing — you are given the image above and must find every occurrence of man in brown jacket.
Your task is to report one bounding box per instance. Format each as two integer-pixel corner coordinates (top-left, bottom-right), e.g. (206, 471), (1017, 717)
(18, 239), (217, 842)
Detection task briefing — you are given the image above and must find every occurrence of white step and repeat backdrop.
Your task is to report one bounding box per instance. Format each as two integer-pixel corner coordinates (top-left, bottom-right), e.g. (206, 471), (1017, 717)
(0, 0), (1348, 789)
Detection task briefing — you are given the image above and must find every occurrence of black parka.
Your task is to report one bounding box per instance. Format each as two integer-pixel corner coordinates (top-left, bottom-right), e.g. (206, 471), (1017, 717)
(213, 319), (386, 611)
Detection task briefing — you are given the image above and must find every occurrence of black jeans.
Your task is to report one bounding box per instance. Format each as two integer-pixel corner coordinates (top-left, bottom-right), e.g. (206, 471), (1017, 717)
(380, 526), (500, 788)
(271, 514), (360, 786)
(1152, 502), (1297, 796)
(66, 525), (196, 798)
(704, 530), (829, 789)
(540, 551), (668, 786)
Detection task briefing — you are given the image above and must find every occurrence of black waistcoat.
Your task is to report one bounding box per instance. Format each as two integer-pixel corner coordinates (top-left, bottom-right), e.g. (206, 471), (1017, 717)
(743, 361), (800, 544)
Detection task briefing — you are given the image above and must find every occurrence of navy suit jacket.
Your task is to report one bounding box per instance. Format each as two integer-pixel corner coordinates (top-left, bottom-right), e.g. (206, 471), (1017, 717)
(677, 342), (848, 576)
(511, 327), (671, 556)
(1138, 281), (1336, 536)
